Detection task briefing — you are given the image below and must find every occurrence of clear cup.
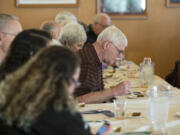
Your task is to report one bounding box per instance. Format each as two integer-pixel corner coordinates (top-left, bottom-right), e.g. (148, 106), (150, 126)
(113, 98), (126, 119)
(147, 87), (169, 134)
(140, 57), (154, 86)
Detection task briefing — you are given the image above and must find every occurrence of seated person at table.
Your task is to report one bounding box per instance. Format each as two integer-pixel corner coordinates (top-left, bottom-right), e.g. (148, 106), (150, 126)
(165, 60), (180, 88)
(40, 20), (61, 44)
(60, 23), (87, 52)
(55, 11), (88, 33)
(74, 25), (130, 103)
(0, 29), (52, 82)
(0, 46), (95, 135)
(0, 13), (22, 62)
(84, 13), (111, 46)
(55, 11), (77, 27)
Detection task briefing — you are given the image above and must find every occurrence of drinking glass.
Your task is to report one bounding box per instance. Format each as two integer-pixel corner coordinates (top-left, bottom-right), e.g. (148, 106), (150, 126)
(113, 98), (126, 119)
(147, 87), (169, 134)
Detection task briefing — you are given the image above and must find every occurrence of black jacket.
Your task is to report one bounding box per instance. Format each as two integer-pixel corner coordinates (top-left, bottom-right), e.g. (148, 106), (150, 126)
(0, 107), (91, 135)
(84, 24), (97, 46)
(165, 60), (180, 88)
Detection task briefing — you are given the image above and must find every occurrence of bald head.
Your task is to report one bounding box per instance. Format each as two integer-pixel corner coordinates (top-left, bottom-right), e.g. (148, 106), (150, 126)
(94, 13), (111, 25)
(40, 20), (61, 40)
(92, 13), (111, 35)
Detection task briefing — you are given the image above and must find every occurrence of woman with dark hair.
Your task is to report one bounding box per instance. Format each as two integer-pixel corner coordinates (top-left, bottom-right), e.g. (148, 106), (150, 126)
(165, 60), (180, 88)
(0, 29), (52, 82)
(0, 46), (92, 135)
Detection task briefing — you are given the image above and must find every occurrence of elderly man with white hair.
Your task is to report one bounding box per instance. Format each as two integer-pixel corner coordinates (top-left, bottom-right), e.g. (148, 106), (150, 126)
(74, 25), (130, 103)
(0, 14), (22, 62)
(84, 13), (111, 46)
(59, 23), (87, 52)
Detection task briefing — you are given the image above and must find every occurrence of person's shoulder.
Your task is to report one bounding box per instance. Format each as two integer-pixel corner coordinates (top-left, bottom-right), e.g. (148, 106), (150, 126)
(77, 43), (93, 57)
(79, 22), (89, 33)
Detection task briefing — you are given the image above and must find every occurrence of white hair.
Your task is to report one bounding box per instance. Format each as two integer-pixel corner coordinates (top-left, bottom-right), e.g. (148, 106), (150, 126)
(97, 25), (128, 47)
(59, 20), (76, 27)
(59, 23), (87, 47)
(55, 11), (77, 26)
(93, 13), (110, 24)
(0, 14), (19, 31)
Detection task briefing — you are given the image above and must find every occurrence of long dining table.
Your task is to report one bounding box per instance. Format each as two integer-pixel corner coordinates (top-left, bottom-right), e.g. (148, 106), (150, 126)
(78, 61), (180, 135)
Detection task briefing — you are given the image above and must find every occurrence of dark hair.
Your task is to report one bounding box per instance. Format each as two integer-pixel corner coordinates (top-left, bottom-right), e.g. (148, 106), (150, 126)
(165, 60), (180, 88)
(0, 46), (80, 128)
(0, 29), (52, 82)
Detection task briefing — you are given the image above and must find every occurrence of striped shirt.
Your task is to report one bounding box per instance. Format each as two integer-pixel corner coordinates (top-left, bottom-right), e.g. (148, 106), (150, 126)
(74, 43), (104, 97)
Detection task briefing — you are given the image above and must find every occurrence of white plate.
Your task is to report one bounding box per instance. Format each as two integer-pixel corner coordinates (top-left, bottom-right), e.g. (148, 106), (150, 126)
(127, 95), (137, 99)
(175, 112), (180, 117)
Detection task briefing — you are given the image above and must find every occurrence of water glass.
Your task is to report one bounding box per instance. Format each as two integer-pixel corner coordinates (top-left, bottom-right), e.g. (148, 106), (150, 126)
(140, 57), (154, 86)
(113, 98), (126, 119)
(148, 90), (169, 134)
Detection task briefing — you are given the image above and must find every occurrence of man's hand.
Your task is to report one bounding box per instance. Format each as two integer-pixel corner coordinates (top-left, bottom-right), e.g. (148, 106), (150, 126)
(112, 81), (131, 96)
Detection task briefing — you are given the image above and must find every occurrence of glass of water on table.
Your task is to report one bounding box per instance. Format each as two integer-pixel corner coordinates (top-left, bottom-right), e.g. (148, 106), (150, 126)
(113, 97), (126, 119)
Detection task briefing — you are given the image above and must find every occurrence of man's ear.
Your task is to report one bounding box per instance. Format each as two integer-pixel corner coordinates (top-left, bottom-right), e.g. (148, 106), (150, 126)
(0, 33), (2, 41)
(65, 40), (71, 48)
(102, 40), (111, 50)
(50, 31), (56, 39)
(0, 33), (3, 46)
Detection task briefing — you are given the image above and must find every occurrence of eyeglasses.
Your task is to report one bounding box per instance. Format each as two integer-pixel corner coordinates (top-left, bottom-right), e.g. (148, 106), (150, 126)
(71, 78), (81, 87)
(0, 31), (17, 36)
(110, 42), (124, 55)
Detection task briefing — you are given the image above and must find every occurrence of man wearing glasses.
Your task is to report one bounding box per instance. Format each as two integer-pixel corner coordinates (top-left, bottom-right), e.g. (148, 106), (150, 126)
(0, 14), (22, 62)
(75, 25), (130, 103)
(84, 13), (111, 46)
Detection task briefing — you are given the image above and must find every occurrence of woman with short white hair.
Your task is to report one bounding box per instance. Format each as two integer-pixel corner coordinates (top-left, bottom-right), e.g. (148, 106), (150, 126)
(60, 23), (87, 52)
(55, 11), (77, 27)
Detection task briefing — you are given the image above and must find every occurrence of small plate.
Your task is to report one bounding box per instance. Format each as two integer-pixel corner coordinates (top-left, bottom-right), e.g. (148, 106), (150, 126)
(78, 102), (85, 107)
(175, 112), (180, 117)
(127, 95), (137, 99)
(126, 112), (143, 119)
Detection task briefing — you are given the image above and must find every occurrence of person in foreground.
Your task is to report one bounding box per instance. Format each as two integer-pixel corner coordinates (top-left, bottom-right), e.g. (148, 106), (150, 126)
(0, 46), (110, 135)
(75, 25), (131, 103)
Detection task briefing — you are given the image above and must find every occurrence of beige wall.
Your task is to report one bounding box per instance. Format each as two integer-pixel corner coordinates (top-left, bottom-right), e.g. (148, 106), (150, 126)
(0, 0), (180, 78)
